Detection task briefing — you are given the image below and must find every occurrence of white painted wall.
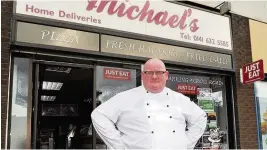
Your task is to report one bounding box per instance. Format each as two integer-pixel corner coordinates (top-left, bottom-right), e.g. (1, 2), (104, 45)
(188, 1), (267, 23)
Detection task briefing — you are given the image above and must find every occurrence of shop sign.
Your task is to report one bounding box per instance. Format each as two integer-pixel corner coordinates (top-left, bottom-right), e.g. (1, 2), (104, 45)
(240, 59), (264, 84)
(177, 84), (197, 95)
(104, 68), (131, 80)
(15, 0), (232, 50)
(16, 22), (99, 51)
(197, 88), (212, 100)
(199, 100), (214, 112)
(101, 35), (232, 69)
(168, 75), (224, 87)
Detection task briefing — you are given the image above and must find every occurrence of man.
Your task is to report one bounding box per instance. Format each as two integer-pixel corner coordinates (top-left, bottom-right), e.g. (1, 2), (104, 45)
(91, 58), (207, 149)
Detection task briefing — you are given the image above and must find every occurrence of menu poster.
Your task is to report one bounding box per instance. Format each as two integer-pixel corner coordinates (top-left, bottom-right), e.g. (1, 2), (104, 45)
(199, 99), (214, 112)
(197, 88), (212, 100)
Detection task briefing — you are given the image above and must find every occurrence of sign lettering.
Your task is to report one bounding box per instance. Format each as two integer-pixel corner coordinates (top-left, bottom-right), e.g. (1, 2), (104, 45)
(101, 35), (232, 69)
(16, 22), (99, 51)
(41, 30), (79, 44)
(16, 0), (232, 50)
(104, 68), (131, 80)
(177, 84), (197, 95)
(241, 59), (264, 84)
(86, 0), (199, 32)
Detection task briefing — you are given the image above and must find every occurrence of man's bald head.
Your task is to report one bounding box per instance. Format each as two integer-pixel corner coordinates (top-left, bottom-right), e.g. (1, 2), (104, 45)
(143, 58), (166, 71)
(142, 58), (168, 93)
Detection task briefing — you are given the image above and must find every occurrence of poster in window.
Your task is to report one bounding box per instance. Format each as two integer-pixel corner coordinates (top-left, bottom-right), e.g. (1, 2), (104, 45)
(197, 88), (212, 100)
(199, 99), (214, 112)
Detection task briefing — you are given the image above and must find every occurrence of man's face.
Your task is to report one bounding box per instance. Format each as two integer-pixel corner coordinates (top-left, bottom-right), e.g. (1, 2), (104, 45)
(142, 65), (169, 93)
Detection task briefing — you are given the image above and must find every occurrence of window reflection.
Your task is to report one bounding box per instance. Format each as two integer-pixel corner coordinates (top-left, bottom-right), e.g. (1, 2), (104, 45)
(9, 58), (30, 149)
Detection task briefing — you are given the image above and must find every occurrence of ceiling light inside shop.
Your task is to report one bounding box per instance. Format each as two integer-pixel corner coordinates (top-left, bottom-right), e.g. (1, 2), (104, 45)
(45, 66), (71, 73)
(41, 95), (56, 101)
(42, 81), (63, 90)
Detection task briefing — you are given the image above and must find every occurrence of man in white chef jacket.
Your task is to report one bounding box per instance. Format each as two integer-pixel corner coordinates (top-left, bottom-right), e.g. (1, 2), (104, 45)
(91, 58), (207, 149)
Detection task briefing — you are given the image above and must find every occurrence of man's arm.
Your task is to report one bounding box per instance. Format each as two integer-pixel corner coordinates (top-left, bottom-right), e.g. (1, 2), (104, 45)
(183, 98), (207, 149)
(91, 94), (125, 149)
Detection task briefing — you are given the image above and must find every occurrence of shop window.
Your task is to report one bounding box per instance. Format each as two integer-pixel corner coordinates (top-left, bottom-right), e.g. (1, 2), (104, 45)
(9, 57), (31, 149)
(94, 65), (139, 149)
(254, 80), (267, 149)
(166, 73), (229, 149)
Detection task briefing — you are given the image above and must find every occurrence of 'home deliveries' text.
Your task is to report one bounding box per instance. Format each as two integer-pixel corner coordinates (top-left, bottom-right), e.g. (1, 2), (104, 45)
(25, 5), (102, 24)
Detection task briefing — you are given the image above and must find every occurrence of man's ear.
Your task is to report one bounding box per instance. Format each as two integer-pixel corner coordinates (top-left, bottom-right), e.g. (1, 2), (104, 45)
(165, 71), (169, 79)
(141, 72), (145, 80)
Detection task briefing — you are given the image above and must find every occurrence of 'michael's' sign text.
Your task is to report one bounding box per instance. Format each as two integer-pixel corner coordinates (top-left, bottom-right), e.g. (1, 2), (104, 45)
(86, 0), (199, 32)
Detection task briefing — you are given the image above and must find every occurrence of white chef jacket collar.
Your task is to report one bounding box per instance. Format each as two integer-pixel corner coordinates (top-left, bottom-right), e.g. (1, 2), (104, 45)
(140, 85), (169, 96)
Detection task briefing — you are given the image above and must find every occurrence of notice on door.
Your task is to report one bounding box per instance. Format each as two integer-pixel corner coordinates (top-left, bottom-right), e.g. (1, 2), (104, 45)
(241, 59), (264, 84)
(104, 68), (131, 80)
(177, 84), (197, 95)
(198, 99), (214, 112)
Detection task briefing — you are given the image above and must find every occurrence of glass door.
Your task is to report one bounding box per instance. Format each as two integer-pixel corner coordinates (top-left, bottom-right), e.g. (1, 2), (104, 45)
(32, 62), (94, 149)
(93, 64), (141, 149)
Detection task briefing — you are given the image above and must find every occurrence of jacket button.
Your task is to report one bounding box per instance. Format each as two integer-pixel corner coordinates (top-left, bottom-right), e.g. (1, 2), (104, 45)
(147, 103), (149, 106)
(167, 105), (169, 107)
(148, 116), (150, 118)
(173, 130), (175, 133)
(151, 131), (154, 134)
(167, 93), (168, 95)
(170, 116), (172, 118)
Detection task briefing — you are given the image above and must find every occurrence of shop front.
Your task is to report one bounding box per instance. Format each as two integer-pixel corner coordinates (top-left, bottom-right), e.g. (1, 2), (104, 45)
(249, 19), (267, 149)
(6, 0), (236, 149)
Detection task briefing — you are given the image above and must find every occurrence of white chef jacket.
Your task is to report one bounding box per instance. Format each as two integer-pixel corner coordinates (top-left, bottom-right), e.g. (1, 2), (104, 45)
(91, 86), (207, 149)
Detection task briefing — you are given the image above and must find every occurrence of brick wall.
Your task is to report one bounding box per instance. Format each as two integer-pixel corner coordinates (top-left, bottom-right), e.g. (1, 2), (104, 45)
(1, 1), (13, 149)
(232, 14), (258, 149)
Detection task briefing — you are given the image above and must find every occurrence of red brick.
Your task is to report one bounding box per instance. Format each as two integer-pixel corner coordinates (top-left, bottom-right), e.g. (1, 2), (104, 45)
(1, 96), (8, 103)
(232, 14), (257, 148)
(1, 1), (12, 148)
(1, 29), (11, 38)
(1, 63), (9, 70)
(1, 58), (10, 64)
(1, 36), (10, 43)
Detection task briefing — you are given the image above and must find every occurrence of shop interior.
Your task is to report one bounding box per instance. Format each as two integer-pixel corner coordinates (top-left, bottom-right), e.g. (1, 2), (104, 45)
(35, 64), (94, 149)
